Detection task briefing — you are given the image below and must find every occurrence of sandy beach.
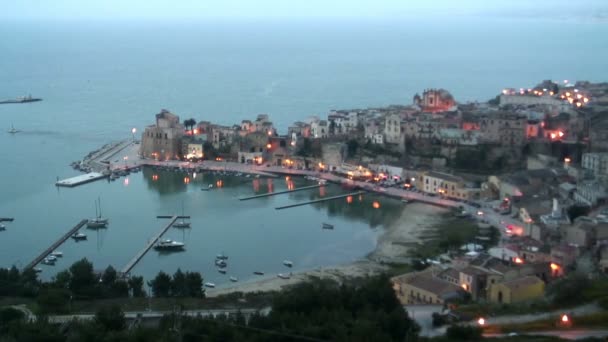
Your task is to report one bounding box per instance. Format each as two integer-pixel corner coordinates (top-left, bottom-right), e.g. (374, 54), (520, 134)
(206, 203), (448, 297)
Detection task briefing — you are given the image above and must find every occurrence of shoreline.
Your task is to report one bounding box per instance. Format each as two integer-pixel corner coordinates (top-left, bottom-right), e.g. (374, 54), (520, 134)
(205, 203), (448, 297)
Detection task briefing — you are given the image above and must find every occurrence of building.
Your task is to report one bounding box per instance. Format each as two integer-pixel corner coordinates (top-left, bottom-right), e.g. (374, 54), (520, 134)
(310, 118), (329, 139)
(392, 270), (465, 305)
(140, 109), (185, 160)
(487, 276), (545, 304)
(384, 113), (402, 144)
(499, 93), (569, 112)
(413, 89), (456, 113)
(574, 181), (608, 206)
(478, 112), (528, 146)
(582, 153), (608, 181)
(417, 171), (478, 200)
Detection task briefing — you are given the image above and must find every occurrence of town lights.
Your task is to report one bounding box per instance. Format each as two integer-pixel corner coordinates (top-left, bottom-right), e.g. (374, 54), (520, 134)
(561, 314), (569, 323)
(564, 157), (571, 163)
(514, 257), (524, 264)
(372, 201), (381, 209)
(558, 131), (565, 138)
(267, 130), (272, 136)
(290, 140), (296, 146)
(267, 143), (272, 149)
(477, 318), (485, 326)
(550, 263), (560, 271)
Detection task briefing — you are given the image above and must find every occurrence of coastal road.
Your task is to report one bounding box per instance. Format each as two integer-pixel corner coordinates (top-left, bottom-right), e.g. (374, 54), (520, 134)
(485, 330), (608, 340)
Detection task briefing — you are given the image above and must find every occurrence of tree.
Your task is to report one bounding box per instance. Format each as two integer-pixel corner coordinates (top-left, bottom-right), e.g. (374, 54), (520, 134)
(171, 269), (186, 297)
(37, 288), (71, 314)
(446, 325), (482, 340)
(53, 270), (71, 289)
(95, 305), (126, 331)
(101, 265), (117, 287)
(128, 276), (145, 297)
(183, 118), (196, 131)
(185, 272), (204, 297)
(346, 139), (359, 158)
(68, 258), (96, 296)
(150, 271), (172, 297)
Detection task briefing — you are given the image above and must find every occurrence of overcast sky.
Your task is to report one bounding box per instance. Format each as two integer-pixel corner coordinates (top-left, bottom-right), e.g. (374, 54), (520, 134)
(3, 0), (607, 21)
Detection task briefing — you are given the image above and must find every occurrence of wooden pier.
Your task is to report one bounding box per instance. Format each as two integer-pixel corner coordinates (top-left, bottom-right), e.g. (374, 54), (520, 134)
(24, 219), (88, 270)
(120, 216), (179, 276)
(275, 191), (365, 210)
(239, 184), (323, 201)
(0, 217), (14, 222)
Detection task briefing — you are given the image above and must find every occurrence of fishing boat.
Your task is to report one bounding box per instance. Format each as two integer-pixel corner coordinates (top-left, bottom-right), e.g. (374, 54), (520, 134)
(278, 273), (291, 279)
(218, 268), (227, 274)
(154, 239), (185, 251)
(215, 259), (227, 268)
(253, 271), (264, 275)
(173, 201), (191, 228)
(216, 253), (228, 260)
(50, 251), (63, 257)
(71, 232), (87, 240)
(229, 276), (238, 282)
(283, 260), (293, 267)
(322, 223), (334, 230)
(204, 282), (216, 288)
(41, 258), (56, 266)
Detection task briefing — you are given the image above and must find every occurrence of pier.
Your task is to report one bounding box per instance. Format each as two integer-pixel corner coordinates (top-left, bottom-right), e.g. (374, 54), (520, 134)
(121, 216), (179, 276)
(0, 217), (14, 222)
(25, 219), (88, 270)
(239, 184), (323, 201)
(55, 172), (108, 187)
(275, 191), (365, 210)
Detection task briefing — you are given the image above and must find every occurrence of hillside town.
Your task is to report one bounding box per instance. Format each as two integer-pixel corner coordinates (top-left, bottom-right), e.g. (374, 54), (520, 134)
(138, 80), (608, 323)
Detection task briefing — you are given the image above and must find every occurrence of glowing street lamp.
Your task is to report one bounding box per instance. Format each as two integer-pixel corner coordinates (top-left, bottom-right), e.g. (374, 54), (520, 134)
(131, 127), (137, 141)
(477, 317), (486, 326)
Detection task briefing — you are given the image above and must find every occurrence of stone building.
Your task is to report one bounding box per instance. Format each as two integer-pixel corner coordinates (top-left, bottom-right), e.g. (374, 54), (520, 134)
(479, 112), (528, 146)
(413, 89), (456, 113)
(140, 109), (185, 160)
(383, 113), (402, 144)
(487, 276), (545, 304)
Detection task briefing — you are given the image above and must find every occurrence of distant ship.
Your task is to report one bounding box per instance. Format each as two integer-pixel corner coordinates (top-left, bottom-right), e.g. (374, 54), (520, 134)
(0, 95), (42, 104)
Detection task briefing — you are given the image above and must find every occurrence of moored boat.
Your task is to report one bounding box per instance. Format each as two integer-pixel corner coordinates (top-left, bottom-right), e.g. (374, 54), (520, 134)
(218, 268), (227, 274)
(204, 282), (216, 288)
(322, 223), (334, 229)
(50, 251), (63, 257)
(283, 260), (293, 267)
(154, 239), (185, 251)
(71, 232), (87, 240)
(253, 271), (264, 275)
(229, 276), (238, 282)
(278, 273), (291, 279)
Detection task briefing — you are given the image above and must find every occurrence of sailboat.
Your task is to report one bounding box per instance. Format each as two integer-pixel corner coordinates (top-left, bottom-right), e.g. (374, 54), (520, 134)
(7, 125), (19, 134)
(173, 201), (191, 228)
(87, 197), (108, 228)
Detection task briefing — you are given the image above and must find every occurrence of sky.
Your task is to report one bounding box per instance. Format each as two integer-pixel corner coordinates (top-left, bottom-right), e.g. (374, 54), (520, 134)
(3, 0), (607, 21)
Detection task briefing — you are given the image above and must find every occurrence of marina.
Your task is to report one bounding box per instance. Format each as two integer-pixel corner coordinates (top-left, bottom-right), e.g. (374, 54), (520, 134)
(24, 219), (88, 270)
(275, 191), (366, 210)
(120, 216), (179, 276)
(55, 172), (108, 187)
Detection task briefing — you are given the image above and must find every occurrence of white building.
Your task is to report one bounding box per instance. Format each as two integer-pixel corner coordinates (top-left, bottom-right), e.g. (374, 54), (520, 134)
(582, 153), (608, 179)
(384, 113), (401, 144)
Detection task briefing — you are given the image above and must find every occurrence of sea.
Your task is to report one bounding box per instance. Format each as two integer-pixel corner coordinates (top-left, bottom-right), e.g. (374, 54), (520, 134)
(0, 16), (606, 283)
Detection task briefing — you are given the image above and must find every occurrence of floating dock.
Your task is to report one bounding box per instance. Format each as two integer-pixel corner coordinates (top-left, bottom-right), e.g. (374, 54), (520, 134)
(55, 172), (107, 187)
(275, 191), (365, 210)
(239, 184), (323, 201)
(24, 219), (88, 270)
(0, 218), (14, 222)
(120, 216), (179, 276)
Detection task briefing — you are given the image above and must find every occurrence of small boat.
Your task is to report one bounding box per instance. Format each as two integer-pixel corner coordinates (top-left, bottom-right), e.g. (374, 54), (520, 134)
(253, 271), (264, 275)
(87, 198), (108, 228)
(50, 251), (63, 257)
(322, 223), (334, 230)
(229, 276), (238, 282)
(204, 282), (216, 288)
(0, 224), (5, 231)
(7, 125), (20, 134)
(173, 201), (191, 228)
(46, 255), (57, 262)
(33, 267), (43, 273)
(71, 232), (87, 240)
(218, 268), (227, 274)
(215, 259), (227, 268)
(41, 258), (56, 266)
(87, 219), (107, 229)
(283, 260), (293, 268)
(154, 239), (185, 251)
(216, 253), (228, 260)
(278, 273), (291, 279)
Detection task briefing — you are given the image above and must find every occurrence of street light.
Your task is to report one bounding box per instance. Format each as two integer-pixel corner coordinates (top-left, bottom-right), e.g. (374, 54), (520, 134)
(477, 317), (485, 326)
(131, 127), (137, 142)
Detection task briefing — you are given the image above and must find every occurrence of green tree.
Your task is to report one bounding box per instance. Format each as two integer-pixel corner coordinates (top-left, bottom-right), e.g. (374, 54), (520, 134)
(185, 272), (204, 297)
(346, 139), (359, 158)
(150, 271), (172, 297)
(183, 118), (196, 131)
(101, 265), (117, 287)
(53, 270), (71, 289)
(171, 269), (186, 297)
(37, 288), (71, 314)
(128, 276), (145, 297)
(95, 305), (126, 331)
(68, 258), (96, 296)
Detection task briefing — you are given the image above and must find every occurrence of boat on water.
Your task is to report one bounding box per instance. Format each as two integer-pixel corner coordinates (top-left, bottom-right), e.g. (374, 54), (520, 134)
(33, 267), (43, 273)
(46, 255), (57, 262)
(0, 95), (42, 105)
(218, 268), (227, 274)
(87, 198), (108, 228)
(154, 239), (185, 251)
(229, 276), (238, 282)
(204, 282), (216, 288)
(216, 253), (228, 260)
(71, 232), (87, 240)
(173, 201), (191, 228)
(0, 224), (5, 231)
(215, 259), (227, 268)
(253, 271), (264, 275)
(283, 260), (293, 267)
(50, 251), (63, 257)
(41, 258), (56, 266)
(278, 273), (291, 279)
(7, 125), (20, 134)
(322, 223), (334, 230)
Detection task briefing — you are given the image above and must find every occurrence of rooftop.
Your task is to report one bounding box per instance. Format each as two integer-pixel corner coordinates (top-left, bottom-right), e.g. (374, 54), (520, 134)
(499, 276), (544, 290)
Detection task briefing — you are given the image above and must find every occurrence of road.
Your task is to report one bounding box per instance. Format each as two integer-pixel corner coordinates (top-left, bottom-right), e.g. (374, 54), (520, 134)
(485, 330), (608, 340)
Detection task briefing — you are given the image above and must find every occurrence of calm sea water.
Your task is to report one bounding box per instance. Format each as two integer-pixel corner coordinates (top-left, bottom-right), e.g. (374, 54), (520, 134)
(0, 17), (606, 281)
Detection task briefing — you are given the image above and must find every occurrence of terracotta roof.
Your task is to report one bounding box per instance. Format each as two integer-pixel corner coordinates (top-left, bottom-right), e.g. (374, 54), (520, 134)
(439, 268), (460, 280)
(407, 274), (463, 297)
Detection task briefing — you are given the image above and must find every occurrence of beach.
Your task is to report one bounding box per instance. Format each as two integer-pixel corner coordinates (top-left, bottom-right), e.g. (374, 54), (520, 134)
(206, 203), (448, 297)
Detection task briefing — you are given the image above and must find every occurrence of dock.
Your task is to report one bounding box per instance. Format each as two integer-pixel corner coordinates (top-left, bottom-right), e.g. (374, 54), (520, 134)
(24, 219), (88, 270)
(55, 172), (108, 187)
(156, 215), (190, 219)
(0, 218), (14, 222)
(239, 184), (323, 201)
(120, 216), (179, 276)
(275, 191), (365, 210)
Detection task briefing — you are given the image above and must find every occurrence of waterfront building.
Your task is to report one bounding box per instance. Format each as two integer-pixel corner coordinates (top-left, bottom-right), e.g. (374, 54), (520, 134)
(288, 121), (311, 139)
(181, 135), (205, 160)
(140, 109), (185, 160)
(413, 88), (456, 113)
(391, 269), (465, 305)
(417, 171), (478, 200)
(310, 118), (329, 139)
